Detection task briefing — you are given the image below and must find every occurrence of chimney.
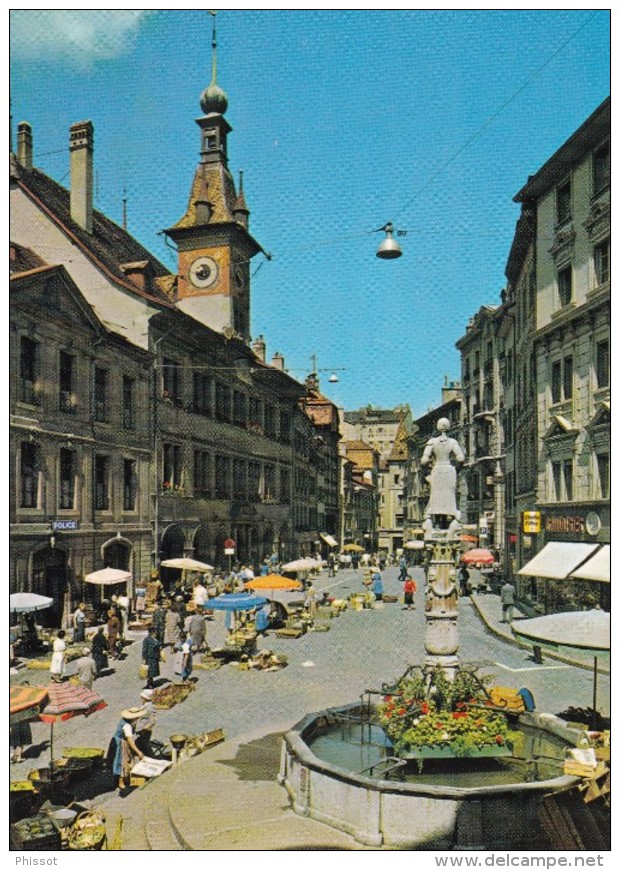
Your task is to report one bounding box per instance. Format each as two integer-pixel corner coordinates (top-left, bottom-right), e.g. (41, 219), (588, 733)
(271, 352), (285, 371)
(70, 120), (94, 233)
(17, 122), (33, 169)
(252, 335), (266, 363)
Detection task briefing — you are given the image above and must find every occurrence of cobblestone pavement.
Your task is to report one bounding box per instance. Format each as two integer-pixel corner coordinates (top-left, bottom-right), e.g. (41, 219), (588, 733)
(9, 566), (610, 849)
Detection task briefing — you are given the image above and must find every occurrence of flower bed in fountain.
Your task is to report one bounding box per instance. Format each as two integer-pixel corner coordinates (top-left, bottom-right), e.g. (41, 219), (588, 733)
(378, 666), (522, 760)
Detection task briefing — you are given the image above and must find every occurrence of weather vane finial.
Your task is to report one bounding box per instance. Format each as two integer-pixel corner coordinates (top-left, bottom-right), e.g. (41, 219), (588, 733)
(208, 10), (218, 83)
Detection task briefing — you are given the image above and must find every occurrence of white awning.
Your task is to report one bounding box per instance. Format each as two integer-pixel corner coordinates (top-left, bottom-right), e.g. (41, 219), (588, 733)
(569, 545), (610, 583)
(518, 542), (599, 580)
(320, 533), (339, 548)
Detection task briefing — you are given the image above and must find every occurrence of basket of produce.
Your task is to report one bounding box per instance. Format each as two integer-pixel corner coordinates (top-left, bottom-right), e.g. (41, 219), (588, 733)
(9, 781), (42, 824)
(62, 747), (105, 769)
(67, 811), (107, 851)
(10, 814), (61, 851)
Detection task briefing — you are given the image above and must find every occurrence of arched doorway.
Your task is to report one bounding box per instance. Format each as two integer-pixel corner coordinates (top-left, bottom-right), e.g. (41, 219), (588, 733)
(103, 539), (131, 571)
(31, 545), (68, 628)
(193, 525), (211, 565)
(160, 524), (186, 590)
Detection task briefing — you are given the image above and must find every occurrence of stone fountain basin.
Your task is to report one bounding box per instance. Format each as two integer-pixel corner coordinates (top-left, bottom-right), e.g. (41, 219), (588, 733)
(279, 704), (581, 850)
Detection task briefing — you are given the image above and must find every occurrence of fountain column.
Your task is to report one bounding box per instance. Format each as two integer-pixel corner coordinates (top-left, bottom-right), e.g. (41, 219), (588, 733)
(419, 418), (465, 682)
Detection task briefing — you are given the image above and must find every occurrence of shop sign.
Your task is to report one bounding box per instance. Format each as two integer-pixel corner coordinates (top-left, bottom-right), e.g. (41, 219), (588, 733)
(52, 520), (78, 531)
(522, 511), (541, 533)
(224, 537), (235, 555)
(544, 515), (584, 534)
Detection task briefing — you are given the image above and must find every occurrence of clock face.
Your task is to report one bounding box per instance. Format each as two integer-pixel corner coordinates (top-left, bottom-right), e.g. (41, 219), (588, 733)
(188, 255), (219, 290)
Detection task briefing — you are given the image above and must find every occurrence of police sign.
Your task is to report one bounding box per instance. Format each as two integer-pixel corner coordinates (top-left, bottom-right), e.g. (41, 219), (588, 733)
(522, 511), (541, 534)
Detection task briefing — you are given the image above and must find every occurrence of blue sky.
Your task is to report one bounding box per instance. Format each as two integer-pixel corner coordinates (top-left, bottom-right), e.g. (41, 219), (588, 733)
(10, 7), (611, 417)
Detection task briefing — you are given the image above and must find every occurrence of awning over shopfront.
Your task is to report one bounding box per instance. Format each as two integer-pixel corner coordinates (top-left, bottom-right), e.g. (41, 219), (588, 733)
(517, 542), (599, 580)
(320, 533), (339, 548)
(569, 545), (610, 583)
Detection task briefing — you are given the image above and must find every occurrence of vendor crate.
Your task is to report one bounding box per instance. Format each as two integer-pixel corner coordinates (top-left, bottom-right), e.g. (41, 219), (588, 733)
(10, 814), (61, 851)
(315, 606), (333, 619)
(275, 627), (304, 639)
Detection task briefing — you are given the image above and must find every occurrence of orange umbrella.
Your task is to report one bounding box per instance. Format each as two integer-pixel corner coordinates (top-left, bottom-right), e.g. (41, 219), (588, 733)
(244, 574), (302, 591)
(461, 548), (495, 565)
(460, 534), (478, 543)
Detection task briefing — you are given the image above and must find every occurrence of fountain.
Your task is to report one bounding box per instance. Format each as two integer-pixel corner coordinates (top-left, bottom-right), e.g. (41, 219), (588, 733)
(279, 420), (583, 849)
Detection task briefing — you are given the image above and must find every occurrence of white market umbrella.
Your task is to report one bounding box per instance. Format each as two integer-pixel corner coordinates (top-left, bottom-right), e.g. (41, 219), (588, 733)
(404, 540), (425, 550)
(10, 592), (54, 614)
(281, 558), (319, 572)
(512, 609), (610, 714)
(160, 558), (214, 572)
(84, 567), (132, 586)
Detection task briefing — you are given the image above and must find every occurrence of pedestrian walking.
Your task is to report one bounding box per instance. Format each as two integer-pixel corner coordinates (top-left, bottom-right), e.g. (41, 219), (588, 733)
(135, 689), (157, 757)
(134, 580), (147, 622)
(398, 556), (408, 582)
(117, 592), (130, 637)
(141, 625), (162, 689)
(72, 602), (86, 643)
(107, 609), (121, 658)
(192, 579), (208, 609)
(403, 577), (417, 610)
(49, 629), (66, 683)
(187, 609), (206, 650)
(458, 566), (470, 596)
(10, 720), (32, 764)
(174, 633), (193, 681)
(151, 600), (166, 645)
(164, 603), (182, 648)
(74, 647), (97, 689)
(91, 625), (108, 676)
(371, 569), (384, 601)
(500, 579), (516, 623)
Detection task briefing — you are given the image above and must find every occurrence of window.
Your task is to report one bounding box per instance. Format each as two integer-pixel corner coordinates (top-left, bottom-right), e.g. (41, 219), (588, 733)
(563, 356), (573, 401)
(20, 442), (39, 508)
(556, 180), (571, 225)
(94, 367), (108, 422)
(94, 455), (109, 510)
(215, 383), (231, 421)
(593, 143), (610, 195)
(162, 358), (181, 404)
(162, 444), (182, 490)
(249, 396), (262, 429)
(232, 457), (246, 499)
(551, 461), (562, 501)
(264, 403), (276, 438)
(20, 337), (39, 404)
(594, 239), (610, 287)
(558, 267), (573, 307)
(122, 376), (135, 430)
(248, 461), (261, 502)
(264, 464), (276, 499)
(192, 373), (212, 415)
(233, 391), (247, 426)
(279, 467), (290, 503)
(279, 409), (291, 443)
(193, 450), (211, 498)
(596, 340), (609, 389)
(551, 357), (573, 404)
(59, 448), (75, 510)
(123, 459), (137, 511)
(596, 453), (609, 499)
(215, 455), (230, 498)
(563, 459), (573, 502)
(394, 474), (400, 485)
(59, 351), (76, 412)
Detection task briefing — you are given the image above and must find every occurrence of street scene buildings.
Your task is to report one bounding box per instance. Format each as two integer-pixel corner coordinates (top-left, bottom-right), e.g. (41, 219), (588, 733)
(9, 9), (610, 856)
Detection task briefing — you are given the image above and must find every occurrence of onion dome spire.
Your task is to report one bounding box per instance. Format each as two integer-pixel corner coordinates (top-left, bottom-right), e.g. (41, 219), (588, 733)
(200, 11), (228, 116)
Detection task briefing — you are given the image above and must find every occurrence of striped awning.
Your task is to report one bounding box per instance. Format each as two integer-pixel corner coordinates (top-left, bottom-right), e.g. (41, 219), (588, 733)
(320, 533), (339, 548)
(10, 685), (49, 725)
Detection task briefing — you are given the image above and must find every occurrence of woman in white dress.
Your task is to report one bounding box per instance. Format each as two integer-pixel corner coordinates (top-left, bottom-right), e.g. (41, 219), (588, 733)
(50, 629), (66, 683)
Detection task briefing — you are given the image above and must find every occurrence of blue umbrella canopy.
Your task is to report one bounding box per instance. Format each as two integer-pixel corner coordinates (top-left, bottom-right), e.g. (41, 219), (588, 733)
(207, 593), (267, 612)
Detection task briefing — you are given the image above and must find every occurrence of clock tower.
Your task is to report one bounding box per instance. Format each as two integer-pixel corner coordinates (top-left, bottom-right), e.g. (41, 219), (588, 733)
(163, 15), (263, 342)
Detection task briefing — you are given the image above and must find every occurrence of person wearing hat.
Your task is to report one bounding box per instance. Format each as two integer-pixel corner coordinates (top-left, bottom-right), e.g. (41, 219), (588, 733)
(109, 706), (147, 796)
(135, 689), (157, 757)
(74, 647), (97, 690)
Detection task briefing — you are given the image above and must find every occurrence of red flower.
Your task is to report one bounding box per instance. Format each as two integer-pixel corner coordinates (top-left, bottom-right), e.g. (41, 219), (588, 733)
(421, 703), (429, 714)
(397, 708), (406, 716)
(495, 735), (504, 745)
(452, 712), (468, 719)
(435, 722), (443, 729)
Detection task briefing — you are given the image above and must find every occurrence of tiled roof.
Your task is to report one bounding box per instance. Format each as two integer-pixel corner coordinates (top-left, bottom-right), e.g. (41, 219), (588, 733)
(388, 415), (410, 460)
(13, 162), (173, 305)
(344, 406), (405, 424)
(171, 163), (237, 229)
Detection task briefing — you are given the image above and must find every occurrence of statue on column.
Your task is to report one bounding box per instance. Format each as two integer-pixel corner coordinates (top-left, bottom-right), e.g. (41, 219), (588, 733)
(421, 417), (465, 540)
